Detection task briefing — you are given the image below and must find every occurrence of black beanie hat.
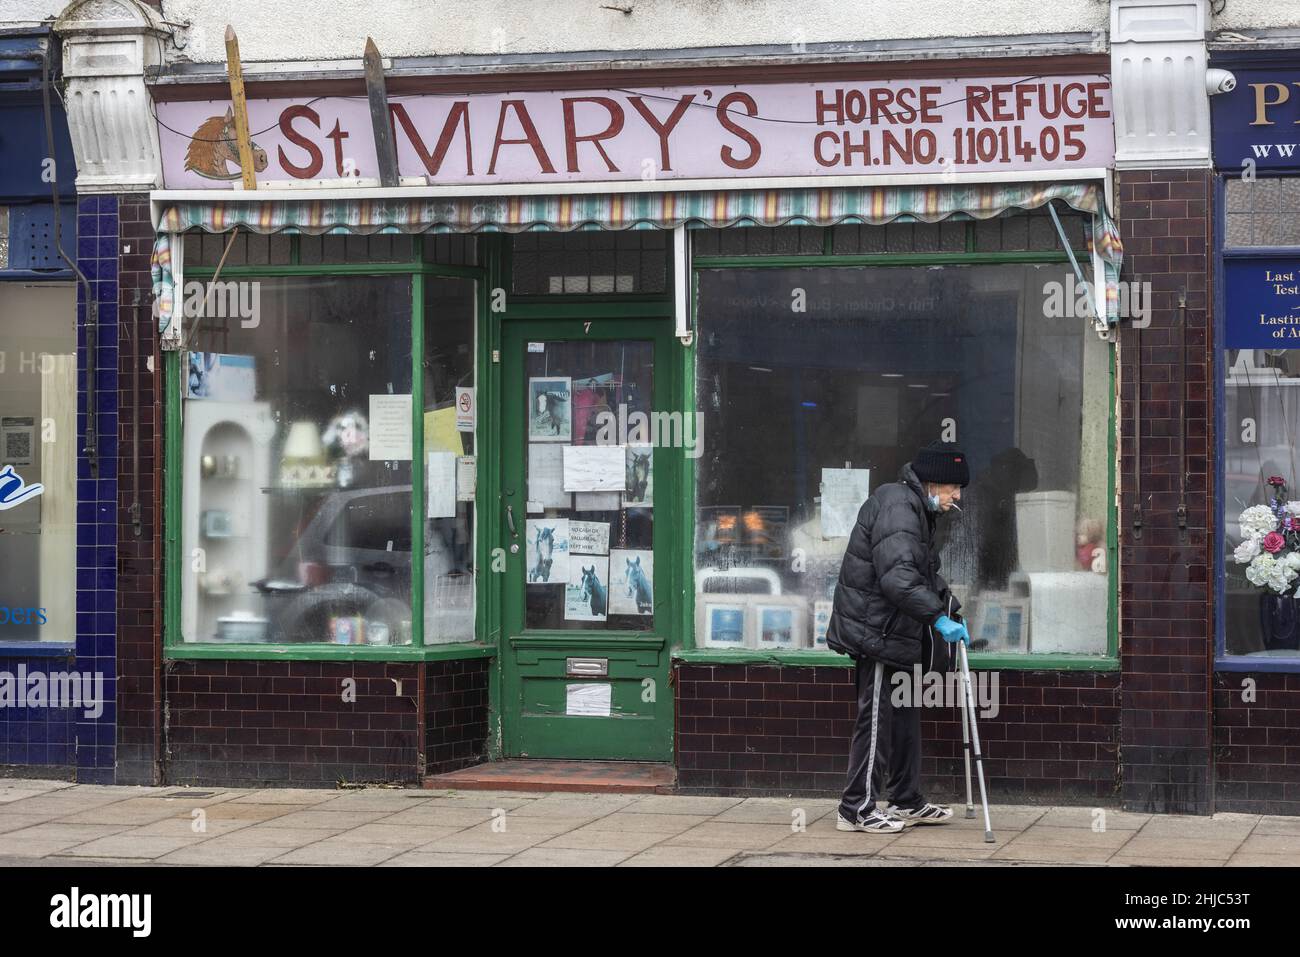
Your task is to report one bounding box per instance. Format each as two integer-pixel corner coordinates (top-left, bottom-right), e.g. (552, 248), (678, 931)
(911, 440), (970, 487)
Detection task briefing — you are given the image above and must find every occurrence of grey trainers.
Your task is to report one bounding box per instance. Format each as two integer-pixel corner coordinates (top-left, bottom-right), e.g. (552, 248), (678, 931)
(836, 809), (907, 833)
(885, 802), (954, 825)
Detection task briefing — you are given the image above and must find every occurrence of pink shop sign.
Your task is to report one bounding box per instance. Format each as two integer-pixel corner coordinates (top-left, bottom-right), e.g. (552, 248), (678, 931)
(155, 75), (1113, 189)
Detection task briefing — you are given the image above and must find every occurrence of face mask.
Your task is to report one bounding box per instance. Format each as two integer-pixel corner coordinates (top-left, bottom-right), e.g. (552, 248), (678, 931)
(927, 493), (942, 512)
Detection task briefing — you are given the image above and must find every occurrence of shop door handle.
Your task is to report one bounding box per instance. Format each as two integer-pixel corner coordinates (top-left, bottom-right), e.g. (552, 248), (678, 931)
(506, 503), (518, 538)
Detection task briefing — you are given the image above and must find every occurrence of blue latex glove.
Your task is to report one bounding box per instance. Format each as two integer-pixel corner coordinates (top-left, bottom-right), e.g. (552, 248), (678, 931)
(934, 615), (970, 644)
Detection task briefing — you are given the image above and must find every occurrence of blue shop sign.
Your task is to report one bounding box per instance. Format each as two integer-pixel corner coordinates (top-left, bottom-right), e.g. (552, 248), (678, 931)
(1225, 258), (1300, 348)
(1212, 67), (1300, 171)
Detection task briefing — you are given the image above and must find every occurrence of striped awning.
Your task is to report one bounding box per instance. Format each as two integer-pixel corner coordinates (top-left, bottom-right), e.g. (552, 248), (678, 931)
(152, 182), (1124, 337)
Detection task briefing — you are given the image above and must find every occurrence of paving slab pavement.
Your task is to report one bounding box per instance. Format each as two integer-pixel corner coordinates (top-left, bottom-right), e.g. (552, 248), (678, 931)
(0, 780), (1295, 867)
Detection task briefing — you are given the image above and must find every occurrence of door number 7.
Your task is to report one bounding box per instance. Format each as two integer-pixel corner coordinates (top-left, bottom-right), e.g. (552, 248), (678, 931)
(584, 321), (592, 334)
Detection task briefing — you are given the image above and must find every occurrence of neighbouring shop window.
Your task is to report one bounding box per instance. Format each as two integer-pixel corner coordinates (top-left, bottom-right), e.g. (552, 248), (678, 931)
(423, 276), (478, 643)
(511, 231), (668, 295)
(0, 283), (77, 643)
(693, 258), (1112, 656)
(181, 275), (415, 644)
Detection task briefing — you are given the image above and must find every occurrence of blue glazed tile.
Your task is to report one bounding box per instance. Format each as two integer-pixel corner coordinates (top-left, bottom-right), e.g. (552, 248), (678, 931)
(76, 457), (90, 480)
(96, 477), (116, 500)
(79, 215), (98, 239)
(76, 524), (95, 547)
(95, 568), (115, 590)
(76, 502), (94, 523)
(98, 437), (118, 461)
(76, 479), (95, 501)
(97, 259), (118, 281)
(97, 237), (116, 259)
(96, 546), (114, 569)
(75, 568), (94, 590)
(94, 611), (114, 633)
(95, 591), (114, 613)
(98, 302), (117, 324)
(98, 214), (118, 236)
(77, 236), (97, 260)
(78, 196), (98, 215)
(76, 612), (95, 634)
(98, 391), (118, 414)
(99, 196), (118, 215)
(82, 258), (98, 280)
(95, 723), (114, 747)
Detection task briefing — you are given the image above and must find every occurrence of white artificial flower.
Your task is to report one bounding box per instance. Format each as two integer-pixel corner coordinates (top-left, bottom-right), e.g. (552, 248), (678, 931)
(1285, 552), (1300, 571)
(1247, 553), (1279, 589)
(1241, 505), (1280, 538)
(1234, 536), (1262, 564)
(1286, 501), (1300, 518)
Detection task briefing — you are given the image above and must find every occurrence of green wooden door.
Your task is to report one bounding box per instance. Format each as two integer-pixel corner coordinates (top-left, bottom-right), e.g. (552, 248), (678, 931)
(499, 317), (677, 761)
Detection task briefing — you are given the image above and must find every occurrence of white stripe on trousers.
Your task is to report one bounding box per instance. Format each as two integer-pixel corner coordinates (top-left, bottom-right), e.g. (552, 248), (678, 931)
(855, 660), (885, 818)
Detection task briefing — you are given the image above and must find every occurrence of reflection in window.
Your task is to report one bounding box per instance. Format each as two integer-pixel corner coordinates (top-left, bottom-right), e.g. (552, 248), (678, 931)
(693, 263), (1111, 655)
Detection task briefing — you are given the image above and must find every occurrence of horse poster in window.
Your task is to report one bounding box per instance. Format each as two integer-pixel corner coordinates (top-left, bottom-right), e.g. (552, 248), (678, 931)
(624, 445), (653, 508)
(608, 549), (653, 616)
(526, 518), (569, 585)
(565, 556), (609, 622)
(528, 376), (572, 442)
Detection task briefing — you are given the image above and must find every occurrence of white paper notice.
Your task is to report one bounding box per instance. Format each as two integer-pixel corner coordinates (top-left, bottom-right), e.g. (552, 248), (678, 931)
(528, 444), (569, 507)
(455, 386), (475, 432)
(566, 683), (612, 717)
(456, 455), (476, 503)
(562, 444), (626, 492)
(569, 521), (610, 556)
(821, 468), (872, 538)
(427, 451), (457, 518)
(574, 492), (621, 512)
(369, 394), (412, 460)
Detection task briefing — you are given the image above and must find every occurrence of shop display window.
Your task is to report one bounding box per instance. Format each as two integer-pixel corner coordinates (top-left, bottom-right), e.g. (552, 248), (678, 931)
(181, 274), (416, 644)
(692, 258), (1113, 656)
(0, 283), (77, 643)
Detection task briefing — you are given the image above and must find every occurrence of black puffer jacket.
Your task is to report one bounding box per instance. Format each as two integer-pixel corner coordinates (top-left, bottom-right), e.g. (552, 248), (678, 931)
(825, 463), (959, 671)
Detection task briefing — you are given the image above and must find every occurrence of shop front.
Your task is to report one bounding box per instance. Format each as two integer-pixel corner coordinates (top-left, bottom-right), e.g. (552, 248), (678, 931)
(143, 61), (1126, 791)
(1210, 42), (1300, 814)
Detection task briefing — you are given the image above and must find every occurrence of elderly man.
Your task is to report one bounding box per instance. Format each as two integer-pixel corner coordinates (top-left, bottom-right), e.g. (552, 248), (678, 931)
(826, 440), (971, 833)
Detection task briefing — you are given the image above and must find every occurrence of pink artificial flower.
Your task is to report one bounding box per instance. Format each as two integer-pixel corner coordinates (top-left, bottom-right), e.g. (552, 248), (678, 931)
(1263, 531), (1286, 554)
(1270, 476), (1287, 488)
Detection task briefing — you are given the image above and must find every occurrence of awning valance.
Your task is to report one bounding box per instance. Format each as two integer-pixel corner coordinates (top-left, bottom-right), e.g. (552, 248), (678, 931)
(151, 182), (1124, 339)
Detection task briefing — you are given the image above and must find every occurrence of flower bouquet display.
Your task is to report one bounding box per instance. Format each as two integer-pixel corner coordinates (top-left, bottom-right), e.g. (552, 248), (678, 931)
(1233, 476), (1300, 594)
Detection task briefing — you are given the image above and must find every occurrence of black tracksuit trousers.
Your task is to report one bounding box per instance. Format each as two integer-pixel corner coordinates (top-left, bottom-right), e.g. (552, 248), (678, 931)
(839, 656), (925, 820)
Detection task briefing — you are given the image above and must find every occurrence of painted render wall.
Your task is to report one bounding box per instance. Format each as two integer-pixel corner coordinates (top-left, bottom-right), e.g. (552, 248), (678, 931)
(153, 0), (1109, 64)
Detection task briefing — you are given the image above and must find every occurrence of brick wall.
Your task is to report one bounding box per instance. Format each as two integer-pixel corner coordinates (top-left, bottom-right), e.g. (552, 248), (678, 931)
(424, 658), (490, 776)
(1213, 672), (1300, 814)
(1116, 168), (1214, 814)
(674, 663), (1120, 801)
(164, 660), (423, 787)
(115, 192), (160, 785)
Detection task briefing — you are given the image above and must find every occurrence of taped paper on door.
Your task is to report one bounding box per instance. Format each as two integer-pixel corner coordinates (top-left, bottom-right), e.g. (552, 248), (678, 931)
(608, 549), (653, 616)
(566, 683), (611, 717)
(425, 407), (464, 455)
(569, 520), (610, 556)
(820, 468), (871, 538)
(574, 492), (621, 512)
(562, 444), (626, 492)
(527, 443), (569, 508)
(426, 451), (457, 518)
(369, 394), (412, 460)
(455, 455), (476, 503)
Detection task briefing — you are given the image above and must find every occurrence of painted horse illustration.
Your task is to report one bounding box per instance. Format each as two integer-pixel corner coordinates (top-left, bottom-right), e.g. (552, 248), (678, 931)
(185, 108), (270, 181)
(528, 526), (555, 583)
(532, 391), (568, 438)
(579, 565), (606, 617)
(626, 451), (650, 503)
(624, 555), (652, 614)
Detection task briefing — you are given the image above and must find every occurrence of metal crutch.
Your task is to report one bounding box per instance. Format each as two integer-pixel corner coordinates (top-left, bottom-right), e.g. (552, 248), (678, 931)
(957, 654), (975, 819)
(957, 638), (995, 842)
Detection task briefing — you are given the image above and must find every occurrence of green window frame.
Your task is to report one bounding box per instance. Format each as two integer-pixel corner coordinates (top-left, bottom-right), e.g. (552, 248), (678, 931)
(676, 221), (1120, 671)
(163, 232), (493, 662)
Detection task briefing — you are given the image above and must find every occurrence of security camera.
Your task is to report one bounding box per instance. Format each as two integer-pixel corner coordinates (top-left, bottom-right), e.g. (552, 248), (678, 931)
(1206, 68), (1237, 96)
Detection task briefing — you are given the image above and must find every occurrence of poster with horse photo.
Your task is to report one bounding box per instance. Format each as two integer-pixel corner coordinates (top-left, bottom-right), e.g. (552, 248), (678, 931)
(525, 518), (569, 585)
(624, 445), (653, 507)
(565, 556), (609, 622)
(528, 377), (572, 442)
(608, 549), (654, 616)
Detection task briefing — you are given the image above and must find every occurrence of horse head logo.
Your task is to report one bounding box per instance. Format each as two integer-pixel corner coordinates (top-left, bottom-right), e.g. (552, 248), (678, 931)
(0, 465), (43, 511)
(185, 107), (270, 181)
